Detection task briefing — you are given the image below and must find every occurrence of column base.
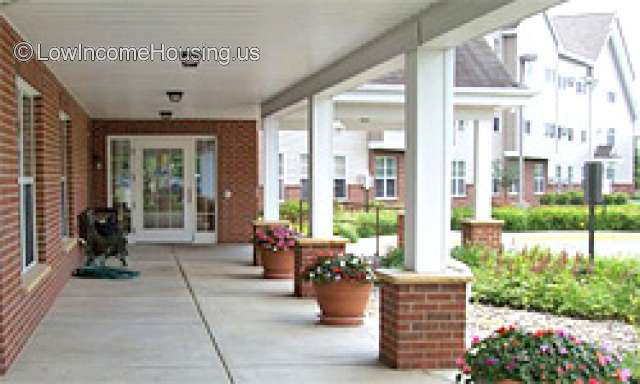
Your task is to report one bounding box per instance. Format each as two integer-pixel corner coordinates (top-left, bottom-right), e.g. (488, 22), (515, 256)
(378, 264), (472, 369)
(252, 220), (290, 266)
(460, 219), (503, 252)
(294, 237), (348, 297)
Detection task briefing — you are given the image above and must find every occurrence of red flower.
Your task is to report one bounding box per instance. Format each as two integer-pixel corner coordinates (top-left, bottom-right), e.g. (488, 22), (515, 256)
(462, 365), (472, 374)
(588, 379), (599, 384)
(535, 330), (545, 337)
(497, 326), (507, 335)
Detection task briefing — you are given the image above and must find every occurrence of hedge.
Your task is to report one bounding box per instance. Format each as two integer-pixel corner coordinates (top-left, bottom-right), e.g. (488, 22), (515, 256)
(452, 205), (640, 231)
(540, 191), (629, 206)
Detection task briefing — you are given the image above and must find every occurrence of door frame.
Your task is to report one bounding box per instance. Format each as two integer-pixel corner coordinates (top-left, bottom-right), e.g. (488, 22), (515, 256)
(106, 135), (218, 244)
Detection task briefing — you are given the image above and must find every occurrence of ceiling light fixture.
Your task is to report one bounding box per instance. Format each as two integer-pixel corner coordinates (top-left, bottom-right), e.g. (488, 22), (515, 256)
(166, 91), (184, 103)
(159, 110), (173, 119)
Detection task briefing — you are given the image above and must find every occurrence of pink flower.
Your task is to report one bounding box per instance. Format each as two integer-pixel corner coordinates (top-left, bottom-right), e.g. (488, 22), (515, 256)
(616, 368), (631, 382)
(455, 357), (464, 368)
(471, 336), (481, 345)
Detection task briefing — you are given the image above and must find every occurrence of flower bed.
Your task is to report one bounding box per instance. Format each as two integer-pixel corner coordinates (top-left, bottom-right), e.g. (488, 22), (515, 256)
(452, 246), (640, 323)
(456, 326), (631, 383)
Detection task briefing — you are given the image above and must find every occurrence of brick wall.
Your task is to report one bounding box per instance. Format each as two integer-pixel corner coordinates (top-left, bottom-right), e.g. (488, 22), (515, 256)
(380, 281), (467, 369)
(0, 16), (91, 373)
(91, 119), (258, 243)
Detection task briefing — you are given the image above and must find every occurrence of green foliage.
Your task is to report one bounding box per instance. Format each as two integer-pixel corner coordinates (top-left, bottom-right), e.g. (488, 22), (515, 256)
(456, 327), (630, 384)
(334, 209), (399, 238)
(279, 200), (308, 224)
(380, 247), (404, 268)
(567, 191), (585, 205)
(540, 191), (628, 206)
(491, 205), (640, 231)
(452, 245), (640, 323)
(624, 350), (640, 381)
(451, 206), (474, 230)
(539, 192), (557, 205)
(333, 222), (359, 243)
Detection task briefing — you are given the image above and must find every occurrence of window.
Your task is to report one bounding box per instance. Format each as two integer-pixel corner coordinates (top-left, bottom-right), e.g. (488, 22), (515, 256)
(457, 120), (465, 131)
(576, 82), (585, 94)
(278, 153), (285, 201)
(555, 165), (562, 187)
(607, 128), (615, 147)
(581, 130), (587, 144)
(334, 155), (347, 200)
(451, 160), (466, 197)
(558, 126), (564, 138)
(59, 115), (70, 237)
(509, 177), (520, 194)
(606, 164), (615, 181)
(300, 154), (309, 201)
(17, 83), (38, 272)
(544, 123), (556, 138)
(493, 117), (500, 132)
(567, 166), (574, 186)
(567, 127), (574, 142)
(567, 77), (575, 88)
(374, 156), (397, 199)
(492, 175), (500, 195)
(524, 120), (531, 135)
(533, 164), (545, 194)
(607, 92), (616, 103)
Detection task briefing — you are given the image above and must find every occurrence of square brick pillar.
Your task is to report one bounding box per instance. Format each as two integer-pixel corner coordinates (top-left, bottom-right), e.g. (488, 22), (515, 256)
(252, 220), (290, 266)
(460, 219), (504, 252)
(378, 266), (473, 369)
(294, 237), (348, 297)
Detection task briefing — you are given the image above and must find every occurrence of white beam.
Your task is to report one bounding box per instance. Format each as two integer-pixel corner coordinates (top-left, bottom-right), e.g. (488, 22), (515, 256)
(261, 0), (562, 117)
(474, 120), (493, 220)
(308, 95), (334, 238)
(404, 47), (454, 273)
(262, 116), (280, 220)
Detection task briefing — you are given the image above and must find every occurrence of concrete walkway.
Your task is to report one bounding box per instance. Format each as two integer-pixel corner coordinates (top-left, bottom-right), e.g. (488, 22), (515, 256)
(1, 245), (453, 383)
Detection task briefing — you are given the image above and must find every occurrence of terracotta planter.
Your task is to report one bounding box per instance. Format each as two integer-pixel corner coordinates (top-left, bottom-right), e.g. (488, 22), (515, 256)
(261, 248), (295, 279)
(313, 280), (373, 326)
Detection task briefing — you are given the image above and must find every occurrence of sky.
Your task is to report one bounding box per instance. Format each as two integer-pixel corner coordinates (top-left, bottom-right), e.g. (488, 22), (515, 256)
(547, 0), (639, 119)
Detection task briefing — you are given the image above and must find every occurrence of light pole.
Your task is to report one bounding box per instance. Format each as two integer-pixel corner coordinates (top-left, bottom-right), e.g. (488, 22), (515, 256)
(585, 75), (598, 161)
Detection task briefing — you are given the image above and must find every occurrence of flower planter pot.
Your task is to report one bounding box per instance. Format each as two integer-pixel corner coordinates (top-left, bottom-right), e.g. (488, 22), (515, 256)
(262, 249), (295, 279)
(313, 280), (372, 326)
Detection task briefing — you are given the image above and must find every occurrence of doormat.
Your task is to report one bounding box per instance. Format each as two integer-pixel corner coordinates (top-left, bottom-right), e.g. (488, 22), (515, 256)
(73, 266), (140, 280)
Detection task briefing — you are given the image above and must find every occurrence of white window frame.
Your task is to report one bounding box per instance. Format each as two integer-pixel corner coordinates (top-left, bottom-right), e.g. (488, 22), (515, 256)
(333, 154), (348, 201)
(533, 163), (545, 195)
(607, 91), (616, 103)
(555, 165), (563, 189)
(17, 77), (40, 273)
(59, 112), (70, 238)
(567, 166), (574, 186)
(607, 128), (616, 147)
(278, 153), (285, 202)
(374, 155), (397, 200)
(451, 160), (466, 197)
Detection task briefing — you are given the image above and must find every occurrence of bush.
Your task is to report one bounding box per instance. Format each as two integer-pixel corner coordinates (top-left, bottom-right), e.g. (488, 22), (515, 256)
(555, 192), (570, 205)
(279, 200), (308, 223)
(567, 191), (584, 205)
(380, 247), (404, 268)
(491, 205), (640, 231)
(451, 206), (473, 230)
(334, 209), (398, 239)
(452, 245), (640, 323)
(333, 222), (359, 243)
(539, 192), (557, 205)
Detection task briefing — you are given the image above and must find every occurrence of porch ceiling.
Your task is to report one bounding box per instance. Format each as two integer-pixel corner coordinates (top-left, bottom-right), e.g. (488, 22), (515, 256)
(2, 0), (439, 119)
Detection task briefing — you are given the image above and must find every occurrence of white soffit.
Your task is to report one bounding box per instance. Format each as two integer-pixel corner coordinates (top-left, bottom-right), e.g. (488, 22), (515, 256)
(2, 0), (439, 119)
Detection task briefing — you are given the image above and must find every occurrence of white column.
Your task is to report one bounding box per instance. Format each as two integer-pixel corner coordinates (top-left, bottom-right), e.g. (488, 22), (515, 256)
(262, 116), (280, 221)
(404, 47), (454, 273)
(308, 95), (334, 238)
(474, 119), (493, 220)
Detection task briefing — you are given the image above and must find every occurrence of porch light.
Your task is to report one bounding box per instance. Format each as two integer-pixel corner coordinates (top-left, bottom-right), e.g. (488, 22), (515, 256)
(166, 91), (183, 103)
(159, 110), (172, 119)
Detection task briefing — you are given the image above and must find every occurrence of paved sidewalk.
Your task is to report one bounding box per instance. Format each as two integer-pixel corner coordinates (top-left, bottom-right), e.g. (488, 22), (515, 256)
(0, 245), (454, 383)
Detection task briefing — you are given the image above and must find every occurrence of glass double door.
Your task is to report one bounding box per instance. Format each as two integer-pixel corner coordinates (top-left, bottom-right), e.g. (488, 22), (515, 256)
(109, 136), (216, 243)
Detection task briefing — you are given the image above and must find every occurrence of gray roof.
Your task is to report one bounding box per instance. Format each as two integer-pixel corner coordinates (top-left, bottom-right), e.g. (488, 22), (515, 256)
(551, 13), (614, 61)
(371, 39), (519, 88)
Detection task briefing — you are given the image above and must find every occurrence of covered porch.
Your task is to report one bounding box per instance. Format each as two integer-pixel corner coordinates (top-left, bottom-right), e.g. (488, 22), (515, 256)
(0, 244), (453, 384)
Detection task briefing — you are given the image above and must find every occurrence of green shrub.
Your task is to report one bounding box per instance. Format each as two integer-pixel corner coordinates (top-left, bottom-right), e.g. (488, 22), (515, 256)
(555, 192), (570, 205)
(451, 206), (473, 230)
(614, 192), (630, 205)
(380, 247), (404, 268)
(279, 200), (308, 223)
(567, 191), (584, 205)
(333, 222), (359, 243)
(539, 193), (557, 205)
(492, 207), (528, 231)
(335, 209), (398, 239)
(452, 245), (640, 323)
(624, 350), (640, 381)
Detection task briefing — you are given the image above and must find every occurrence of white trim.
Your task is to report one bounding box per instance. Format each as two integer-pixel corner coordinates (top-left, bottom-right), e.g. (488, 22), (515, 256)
(16, 76), (40, 96)
(106, 135), (218, 244)
(373, 155), (398, 200)
(278, 152), (285, 202)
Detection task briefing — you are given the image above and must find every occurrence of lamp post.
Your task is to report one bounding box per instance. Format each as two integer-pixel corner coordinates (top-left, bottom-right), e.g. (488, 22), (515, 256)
(584, 75), (599, 161)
